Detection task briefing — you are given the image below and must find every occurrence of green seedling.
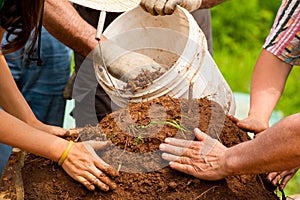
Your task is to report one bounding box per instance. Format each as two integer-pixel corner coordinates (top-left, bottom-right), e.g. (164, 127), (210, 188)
(138, 119), (190, 133)
(133, 135), (143, 145)
(107, 132), (119, 139)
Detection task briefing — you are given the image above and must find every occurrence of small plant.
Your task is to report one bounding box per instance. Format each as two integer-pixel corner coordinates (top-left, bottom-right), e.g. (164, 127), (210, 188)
(107, 132), (119, 139)
(133, 135), (143, 145)
(138, 119), (190, 133)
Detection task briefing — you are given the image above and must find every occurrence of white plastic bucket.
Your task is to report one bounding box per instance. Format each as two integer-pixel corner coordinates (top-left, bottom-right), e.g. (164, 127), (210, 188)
(95, 5), (236, 115)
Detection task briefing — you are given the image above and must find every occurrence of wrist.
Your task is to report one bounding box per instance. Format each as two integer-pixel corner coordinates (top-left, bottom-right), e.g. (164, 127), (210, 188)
(58, 140), (74, 165)
(223, 148), (235, 177)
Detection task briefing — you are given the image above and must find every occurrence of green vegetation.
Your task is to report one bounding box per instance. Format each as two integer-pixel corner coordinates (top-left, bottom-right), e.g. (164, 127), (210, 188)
(211, 0), (300, 196)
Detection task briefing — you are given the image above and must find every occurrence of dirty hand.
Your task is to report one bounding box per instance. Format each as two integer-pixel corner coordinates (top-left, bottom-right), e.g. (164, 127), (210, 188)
(159, 128), (228, 180)
(61, 140), (119, 191)
(140, 0), (202, 15)
(93, 40), (161, 82)
(268, 167), (299, 190)
(30, 120), (78, 137)
(228, 115), (269, 135)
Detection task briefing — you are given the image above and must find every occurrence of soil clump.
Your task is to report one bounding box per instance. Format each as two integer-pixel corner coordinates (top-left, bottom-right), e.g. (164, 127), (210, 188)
(1, 96), (279, 200)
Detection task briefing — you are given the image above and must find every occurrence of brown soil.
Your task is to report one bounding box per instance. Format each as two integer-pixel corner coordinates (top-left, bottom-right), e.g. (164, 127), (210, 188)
(0, 96), (279, 200)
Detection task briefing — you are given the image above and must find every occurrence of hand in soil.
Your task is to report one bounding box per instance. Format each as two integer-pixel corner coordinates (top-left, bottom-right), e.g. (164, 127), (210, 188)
(267, 167), (299, 190)
(61, 141), (119, 191)
(228, 115), (269, 134)
(159, 128), (228, 180)
(31, 122), (75, 137)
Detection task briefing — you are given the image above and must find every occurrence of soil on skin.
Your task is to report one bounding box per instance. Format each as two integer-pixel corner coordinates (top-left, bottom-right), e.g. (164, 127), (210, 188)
(0, 96), (279, 200)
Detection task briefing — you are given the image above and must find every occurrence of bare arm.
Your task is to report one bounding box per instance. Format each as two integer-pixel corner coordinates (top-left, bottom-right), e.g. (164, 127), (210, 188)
(43, 0), (106, 57)
(160, 114), (300, 180)
(227, 114), (300, 175)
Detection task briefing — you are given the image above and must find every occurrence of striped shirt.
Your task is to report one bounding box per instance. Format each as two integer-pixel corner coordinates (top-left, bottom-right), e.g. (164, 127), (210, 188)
(263, 0), (300, 66)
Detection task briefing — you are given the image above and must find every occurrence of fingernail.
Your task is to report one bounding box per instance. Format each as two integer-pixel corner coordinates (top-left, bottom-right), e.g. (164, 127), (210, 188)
(159, 144), (165, 150)
(169, 161), (174, 167)
(165, 138), (170, 143)
(194, 128), (200, 133)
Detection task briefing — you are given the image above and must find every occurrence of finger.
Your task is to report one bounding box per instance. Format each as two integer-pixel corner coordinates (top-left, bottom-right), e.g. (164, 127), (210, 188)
(143, 0), (160, 15)
(89, 174), (110, 191)
(83, 143), (119, 177)
(65, 129), (79, 137)
(76, 176), (96, 191)
(161, 152), (181, 162)
(160, 143), (193, 157)
(280, 174), (293, 190)
(168, 161), (197, 177)
(267, 172), (277, 182)
(154, 0), (167, 15)
(162, 153), (197, 166)
(194, 128), (207, 142)
(164, 137), (194, 148)
(227, 115), (239, 124)
(270, 173), (282, 187)
(164, 0), (180, 15)
(81, 165), (115, 191)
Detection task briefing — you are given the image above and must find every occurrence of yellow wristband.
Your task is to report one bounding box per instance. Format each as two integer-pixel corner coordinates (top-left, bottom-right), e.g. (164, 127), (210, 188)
(58, 141), (74, 166)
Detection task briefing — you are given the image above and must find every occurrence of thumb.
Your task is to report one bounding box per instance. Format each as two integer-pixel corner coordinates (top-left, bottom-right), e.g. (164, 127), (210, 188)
(194, 128), (206, 141)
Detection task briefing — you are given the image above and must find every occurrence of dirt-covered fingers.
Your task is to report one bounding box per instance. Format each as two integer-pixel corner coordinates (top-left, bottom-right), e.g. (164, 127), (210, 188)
(140, 0), (167, 15)
(75, 176), (96, 191)
(268, 168), (299, 190)
(83, 141), (119, 178)
(164, 0), (181, 15)
(267, 172), (281, 187)
(76, 173), (110, 191)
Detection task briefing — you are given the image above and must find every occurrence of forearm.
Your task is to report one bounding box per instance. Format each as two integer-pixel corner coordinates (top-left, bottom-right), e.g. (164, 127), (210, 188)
(226, 113), (300, 175)
(0, 55), (38, 124)
(43, 0), (106, 57)
(200, 0), (226, 9)
(0, 110), (67, 162)
(249, 49), (292, 120)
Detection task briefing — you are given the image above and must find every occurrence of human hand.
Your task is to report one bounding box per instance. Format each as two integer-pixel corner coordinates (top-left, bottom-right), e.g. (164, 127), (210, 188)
(140, 0), (202, 15)
(228, 115), (269, 135)
(61, 140), (119, 191)
(93, 40), (162, 82)
(159, 128), (228, 180)
(267, 167), (299, 190)
(29, 120), (78, 137)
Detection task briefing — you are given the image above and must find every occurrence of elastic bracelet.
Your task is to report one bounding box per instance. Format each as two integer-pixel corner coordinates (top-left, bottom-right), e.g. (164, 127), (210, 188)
(58, 140), (74, 166)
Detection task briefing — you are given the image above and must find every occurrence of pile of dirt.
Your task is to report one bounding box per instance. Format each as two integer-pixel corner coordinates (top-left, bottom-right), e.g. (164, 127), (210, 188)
(1, 96), (279, 200)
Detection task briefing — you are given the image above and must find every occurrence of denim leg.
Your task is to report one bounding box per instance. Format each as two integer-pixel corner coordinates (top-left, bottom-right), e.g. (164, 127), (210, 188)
(0, 144), (12, 177)
(4, 27), (72, 126)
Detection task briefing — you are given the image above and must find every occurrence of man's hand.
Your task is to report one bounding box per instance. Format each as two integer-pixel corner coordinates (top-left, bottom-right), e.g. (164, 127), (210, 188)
(268, 167), (300, 190)
(140, 0), (202, 15)
(159, 128), (228, 180)
(93, 40), (162, 82)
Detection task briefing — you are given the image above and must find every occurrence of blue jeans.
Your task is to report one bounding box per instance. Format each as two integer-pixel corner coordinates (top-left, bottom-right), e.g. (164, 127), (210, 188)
(0, 144), (12, 177)
(4, 26), (72, 126)
(0, 27), (72, 175)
